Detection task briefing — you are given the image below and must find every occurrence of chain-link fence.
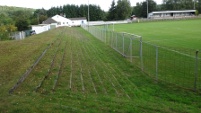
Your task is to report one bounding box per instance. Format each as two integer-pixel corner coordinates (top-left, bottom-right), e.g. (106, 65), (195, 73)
(196, 50), (201, 91)
(82, 24), (201, 92)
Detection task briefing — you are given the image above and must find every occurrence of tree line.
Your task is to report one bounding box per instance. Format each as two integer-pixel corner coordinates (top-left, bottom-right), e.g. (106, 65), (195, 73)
(45, 0), (132, 21)
(46, 4), (105, 21)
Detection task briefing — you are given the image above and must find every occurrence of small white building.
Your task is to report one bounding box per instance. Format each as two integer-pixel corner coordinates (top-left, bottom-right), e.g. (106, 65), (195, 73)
(32, 15), (87, 34)
(42, 15), (87, 27)
(52, 15), (72, 27)
(69, 17), (87, 26)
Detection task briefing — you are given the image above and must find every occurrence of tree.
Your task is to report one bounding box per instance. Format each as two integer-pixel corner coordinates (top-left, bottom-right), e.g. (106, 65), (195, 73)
(198, 0), (201, 13)
(162, 0), (195, 10)
(132, 3), (143, 17)
(31, 8), (48, 24)
(0, 25), (17, 40)
(89, 5), (105, 21)
(39, 15), (48, 24)
(116, 0), (132, 20)
(15, 19), (29, 31)
(47, 7), (58, 17)
(30, 18), (38, 25)
(79, 5), (88, 17)
(6, 10), (33, 31)
(9, 10), (32, 21)
(195, 10), (199, 15)
(132, 0), (157, 18)
(0, 14), (17, 40)
(33, 8), (47, 17)
(107, 0), (117, 20)
(0, 14), (14, 25)
(144, 0), (157, 17)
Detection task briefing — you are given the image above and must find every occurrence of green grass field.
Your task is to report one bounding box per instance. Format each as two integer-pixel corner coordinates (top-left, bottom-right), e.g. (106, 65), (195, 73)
(113, 19), (201, 50)
(90, 20), (201, 91)
(0, 27), (201, 112)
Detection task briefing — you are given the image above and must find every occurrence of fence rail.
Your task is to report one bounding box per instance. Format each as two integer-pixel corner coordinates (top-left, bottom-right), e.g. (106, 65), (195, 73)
(82, 24), (201, 92)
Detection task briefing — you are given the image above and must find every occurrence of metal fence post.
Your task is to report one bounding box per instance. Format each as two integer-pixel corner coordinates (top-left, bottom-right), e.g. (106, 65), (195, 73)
(130, 38), (133, 62)
(102, 29), (103, 41)
(99, 29), (101, 39)
(111, 31), (114, 48)
(99, 29), (101, 40)
(123, 33), (125, 56)
(194, 50), (199, 91)
(156, 46), (158, 82)
(140, 37), (144, 71)
(113, 23), (114, 31)
(111, 31), (113, 47)
(132, 35), (135, 61)
(116, 33), (118, 50)
(105, 24), (107, 43)
(95, 27), (96, 37)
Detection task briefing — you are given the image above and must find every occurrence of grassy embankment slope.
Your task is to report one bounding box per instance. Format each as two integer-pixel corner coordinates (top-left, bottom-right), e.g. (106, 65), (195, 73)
(0, 27), (200, 112)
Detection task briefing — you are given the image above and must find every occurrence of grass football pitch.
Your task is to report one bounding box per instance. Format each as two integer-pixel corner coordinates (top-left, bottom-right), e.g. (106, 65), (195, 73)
(112, 19), (201, 50)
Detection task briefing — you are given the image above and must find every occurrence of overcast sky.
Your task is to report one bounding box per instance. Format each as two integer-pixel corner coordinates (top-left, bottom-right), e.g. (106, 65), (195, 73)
(0, 0), (162, 11)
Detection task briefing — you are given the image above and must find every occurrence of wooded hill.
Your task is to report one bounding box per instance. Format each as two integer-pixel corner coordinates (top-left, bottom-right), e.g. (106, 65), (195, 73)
(0, 5), (35, 13)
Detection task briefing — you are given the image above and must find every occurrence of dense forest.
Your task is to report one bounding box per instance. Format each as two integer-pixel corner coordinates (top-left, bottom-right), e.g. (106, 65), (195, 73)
(0, 0), (201, 40)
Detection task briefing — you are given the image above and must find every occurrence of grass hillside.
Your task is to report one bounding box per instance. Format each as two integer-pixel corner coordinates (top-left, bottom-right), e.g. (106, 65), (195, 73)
(0, 27), (200, 112)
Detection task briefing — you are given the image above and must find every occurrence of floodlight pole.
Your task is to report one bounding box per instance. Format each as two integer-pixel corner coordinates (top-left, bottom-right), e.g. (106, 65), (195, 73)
(88, 0), (90, 31)
(147, 0), (149, 18)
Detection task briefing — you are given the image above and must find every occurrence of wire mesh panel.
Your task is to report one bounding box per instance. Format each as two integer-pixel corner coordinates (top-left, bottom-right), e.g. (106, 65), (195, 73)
(123, 33), (132, 57)
(106, 30), (113, 46)
(141, 42), (157, 77)
(115, 32), (124, 55)
(158, 47), (196, 89)
(131, 35), (141, 65)
(110, 31), (116, 49)
(101, 29), (105, 42)
(81, 24), (87, 30)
